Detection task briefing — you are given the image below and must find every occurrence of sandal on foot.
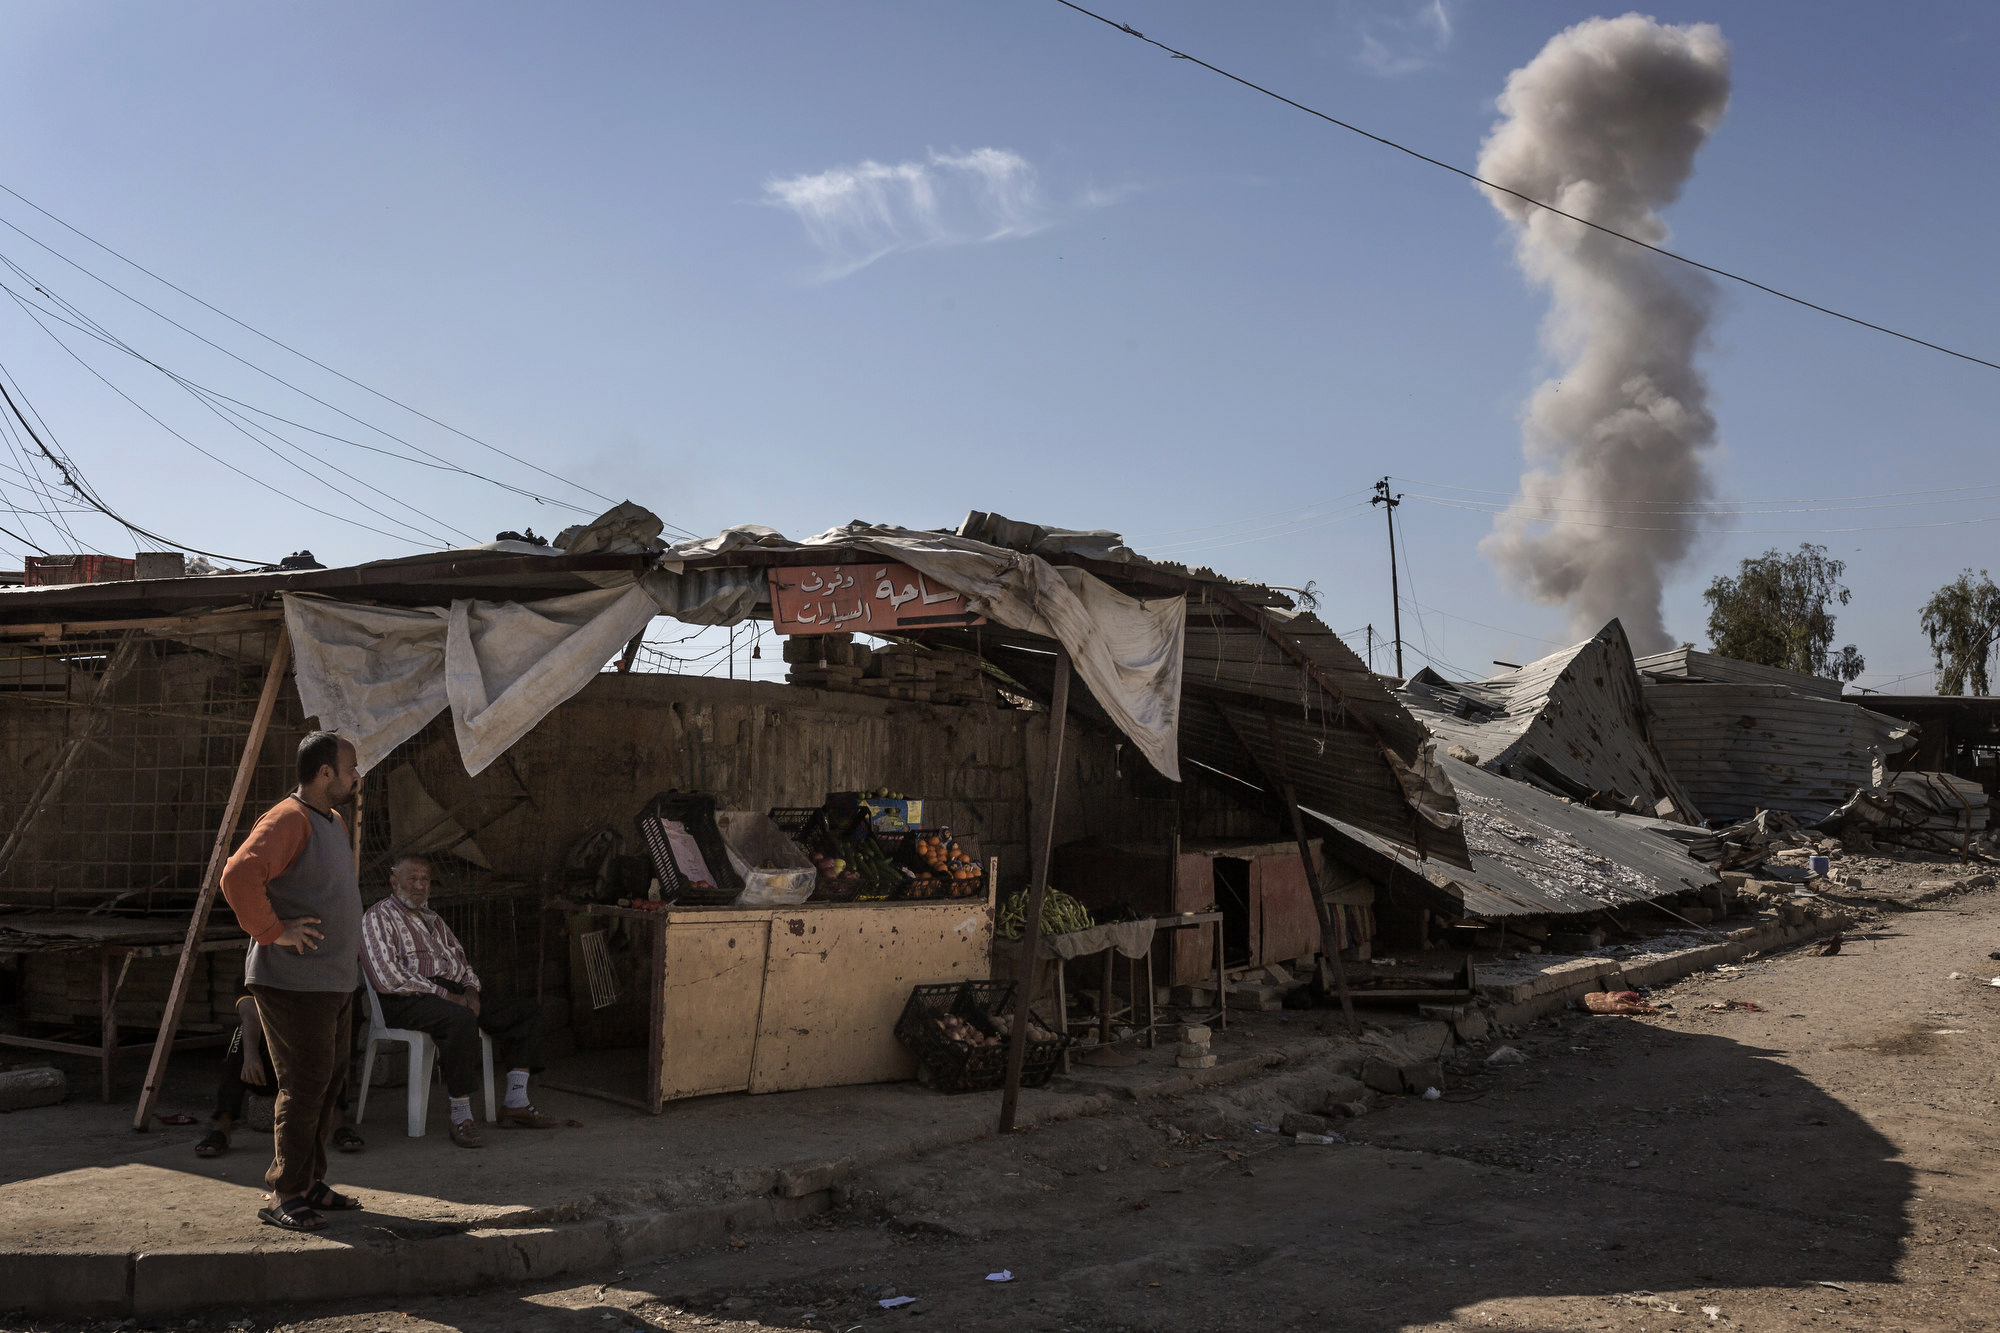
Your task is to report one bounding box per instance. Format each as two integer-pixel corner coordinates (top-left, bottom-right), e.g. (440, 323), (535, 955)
(331, 1125), (365, 1153)
(257, 1197), (325, 1232)
(304, 1181), (363, 1211)
(194, 1129), (229, 1158)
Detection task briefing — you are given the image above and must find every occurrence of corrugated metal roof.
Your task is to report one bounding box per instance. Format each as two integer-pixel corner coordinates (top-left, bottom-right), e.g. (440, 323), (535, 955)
(1645, 683), (1917, 822)
(1635, 646), (1845, 700)
(968, 600), (1473, 868)
(933, 512), (1471, 866)
(1396, 620), (1701, 823)
(1314, 756), (1719, 920)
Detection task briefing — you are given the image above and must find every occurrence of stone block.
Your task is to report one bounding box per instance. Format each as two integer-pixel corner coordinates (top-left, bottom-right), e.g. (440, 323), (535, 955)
(1396, 1020), (1454, 1058)
(774, 1156), (856, 1199)
(0, 1065), (65, 1110)
(1180, 1024), (1211, 1045)
(1175, 1041), (1211, 1059)
(1360, 1056), (1405, 1094)
(1176, 1053), (1217, 1069)
(1280, 1111), (1329, 1136)
(1362, 1054), (1442, 1095)
(1453, 1009), (1490, 1043)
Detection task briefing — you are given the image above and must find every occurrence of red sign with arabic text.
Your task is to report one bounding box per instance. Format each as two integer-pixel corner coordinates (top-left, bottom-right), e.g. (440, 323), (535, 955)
(768, 562), (985, 635)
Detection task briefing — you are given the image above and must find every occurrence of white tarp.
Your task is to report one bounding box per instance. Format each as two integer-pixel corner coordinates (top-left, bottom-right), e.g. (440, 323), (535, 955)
(285, 505), (1184, 781)
(287, 583), (660, 776)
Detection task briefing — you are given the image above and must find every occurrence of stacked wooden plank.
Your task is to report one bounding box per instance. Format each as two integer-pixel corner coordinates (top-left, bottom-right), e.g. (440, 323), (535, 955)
(785, 635), (996, 707)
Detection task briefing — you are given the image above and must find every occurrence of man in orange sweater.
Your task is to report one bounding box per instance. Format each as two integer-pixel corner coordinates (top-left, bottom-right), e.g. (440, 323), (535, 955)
(219, 730), (364, 1232)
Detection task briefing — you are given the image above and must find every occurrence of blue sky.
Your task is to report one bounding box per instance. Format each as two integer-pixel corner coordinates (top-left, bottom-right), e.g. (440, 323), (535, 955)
(0, 2), (1994, 692)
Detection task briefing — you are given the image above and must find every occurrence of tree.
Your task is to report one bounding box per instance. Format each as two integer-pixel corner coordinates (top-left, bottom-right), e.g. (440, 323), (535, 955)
(1703, 543), (1865, 683)
(1919, 570), (2000, 695)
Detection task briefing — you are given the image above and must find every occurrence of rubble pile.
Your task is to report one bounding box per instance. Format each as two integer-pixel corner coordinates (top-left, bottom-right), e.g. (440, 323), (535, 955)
(1817, 771), (1992, 856)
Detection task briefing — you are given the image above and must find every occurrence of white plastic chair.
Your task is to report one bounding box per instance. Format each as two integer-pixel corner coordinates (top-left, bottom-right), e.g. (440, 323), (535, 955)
(356, 985), (496, 1137)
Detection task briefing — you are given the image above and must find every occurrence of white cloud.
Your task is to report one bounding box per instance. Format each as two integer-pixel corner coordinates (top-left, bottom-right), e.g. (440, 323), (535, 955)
(1356, 0), (1454, 76)
(764, 148), (1060, 279)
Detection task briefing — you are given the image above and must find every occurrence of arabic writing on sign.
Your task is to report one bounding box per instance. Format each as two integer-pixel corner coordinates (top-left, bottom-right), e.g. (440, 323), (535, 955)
(768, 562), (985, 635)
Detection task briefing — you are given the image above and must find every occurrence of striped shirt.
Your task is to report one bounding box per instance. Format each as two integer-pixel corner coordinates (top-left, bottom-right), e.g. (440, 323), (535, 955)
(360, 894), (479, 998)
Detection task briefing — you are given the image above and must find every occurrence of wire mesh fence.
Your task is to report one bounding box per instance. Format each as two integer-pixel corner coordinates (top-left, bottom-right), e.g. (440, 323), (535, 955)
(0, 614), (302, 910)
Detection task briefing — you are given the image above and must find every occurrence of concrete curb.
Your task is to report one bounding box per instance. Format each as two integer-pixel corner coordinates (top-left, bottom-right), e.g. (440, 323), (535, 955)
(0, 1041), (1326, 1320)
(0, 913), (1858, 1319)
(1483, 911), (1853, 1028)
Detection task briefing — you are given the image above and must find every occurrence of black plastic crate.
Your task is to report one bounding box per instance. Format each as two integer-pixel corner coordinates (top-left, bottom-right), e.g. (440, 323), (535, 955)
(767, 806), (830, 842)
(894, 979), (1067, 1093)
(635, 792), (741, 904)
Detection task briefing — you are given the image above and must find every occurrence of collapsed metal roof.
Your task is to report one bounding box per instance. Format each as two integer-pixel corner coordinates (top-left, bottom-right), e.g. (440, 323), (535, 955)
(901, 515), (1470, 866)
(1395, 620), (1701, 824)
(1312, 754), (1720, 920)
(1644, 683), (1918, 823)
(1635, 645), (1845, 700)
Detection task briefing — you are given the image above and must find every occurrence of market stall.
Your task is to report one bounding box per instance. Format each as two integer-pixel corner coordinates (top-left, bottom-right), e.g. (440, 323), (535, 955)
(0, 501), (1459, 1131)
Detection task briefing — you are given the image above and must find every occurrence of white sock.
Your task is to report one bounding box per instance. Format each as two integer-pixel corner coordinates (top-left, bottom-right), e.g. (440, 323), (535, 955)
(505, 1069), (530, 1109)
(449, 1095), (473, 1126)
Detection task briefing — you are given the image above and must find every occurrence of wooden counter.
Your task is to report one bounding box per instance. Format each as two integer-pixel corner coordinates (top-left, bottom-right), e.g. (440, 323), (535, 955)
(557, 895), (994, 1112)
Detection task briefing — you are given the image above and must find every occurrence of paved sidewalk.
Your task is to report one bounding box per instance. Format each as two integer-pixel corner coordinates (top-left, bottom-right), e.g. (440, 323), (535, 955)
(0, 907), (1850, 1319)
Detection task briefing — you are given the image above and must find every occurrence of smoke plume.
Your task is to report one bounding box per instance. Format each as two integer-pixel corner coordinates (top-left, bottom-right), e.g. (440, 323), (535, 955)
(1476, 15), (1731, 652)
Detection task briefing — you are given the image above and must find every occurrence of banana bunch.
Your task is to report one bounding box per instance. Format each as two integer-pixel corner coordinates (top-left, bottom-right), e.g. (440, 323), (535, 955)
(996, 887), (1094, 940)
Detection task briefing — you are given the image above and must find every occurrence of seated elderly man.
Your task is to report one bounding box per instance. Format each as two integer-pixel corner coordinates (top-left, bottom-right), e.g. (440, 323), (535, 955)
(360, 853), (555, 1147)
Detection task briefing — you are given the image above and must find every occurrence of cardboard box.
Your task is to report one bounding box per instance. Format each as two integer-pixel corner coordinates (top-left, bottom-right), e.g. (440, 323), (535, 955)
(858, 797), (923, 831)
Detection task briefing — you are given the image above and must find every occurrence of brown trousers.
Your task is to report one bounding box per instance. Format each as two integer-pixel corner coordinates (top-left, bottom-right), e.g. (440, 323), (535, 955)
(246, 985), (351, 1200)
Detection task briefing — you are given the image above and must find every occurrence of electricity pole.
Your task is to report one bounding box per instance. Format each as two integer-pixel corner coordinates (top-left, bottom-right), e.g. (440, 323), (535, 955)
(1371, 478), (1404, 679)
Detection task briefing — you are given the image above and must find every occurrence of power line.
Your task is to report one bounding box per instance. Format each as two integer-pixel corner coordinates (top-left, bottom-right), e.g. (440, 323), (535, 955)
(1402, 490), (2000, 536)
(6, 288), (429, 550)
(0, 183), (672, 524)
(1144, 501), (1373, 555)
(1053, 0), (2000, 375)
(0, 253), (535, 538)
(1407, 599), (1574, 650)
(1394, 479), (2000, 517)
(0, 365), (263, 563)
(1396, 475), (2000, 507)
(1126, 487), (1373, 539)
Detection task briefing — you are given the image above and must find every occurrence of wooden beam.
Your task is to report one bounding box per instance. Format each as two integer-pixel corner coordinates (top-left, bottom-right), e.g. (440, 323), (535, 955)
(999, 645), (1070, 1134)
(131, 624), (292, 1131)
(0, 606), (279, 641)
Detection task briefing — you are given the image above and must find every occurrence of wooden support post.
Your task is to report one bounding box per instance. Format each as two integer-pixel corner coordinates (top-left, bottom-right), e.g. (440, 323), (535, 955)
(1260, 712), (1358, 1035)
(999, 646), (1070, 1134)
(100, 948), (118, 1103)
(132, 626), (292, 1130)
(352, 784), (365, 871)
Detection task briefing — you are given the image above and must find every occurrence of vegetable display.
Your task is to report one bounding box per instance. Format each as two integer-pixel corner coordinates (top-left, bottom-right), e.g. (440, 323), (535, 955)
(995, 886), (1094, 940)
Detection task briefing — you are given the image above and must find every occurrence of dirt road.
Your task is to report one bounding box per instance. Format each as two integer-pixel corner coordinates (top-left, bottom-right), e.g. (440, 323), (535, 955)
(16, 886), (2000, 1333)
